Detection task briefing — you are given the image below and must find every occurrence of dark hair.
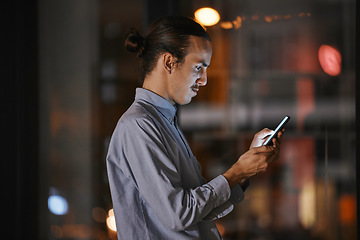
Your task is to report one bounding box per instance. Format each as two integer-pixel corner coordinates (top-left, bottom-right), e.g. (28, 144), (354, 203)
(124, 16), (210, 80)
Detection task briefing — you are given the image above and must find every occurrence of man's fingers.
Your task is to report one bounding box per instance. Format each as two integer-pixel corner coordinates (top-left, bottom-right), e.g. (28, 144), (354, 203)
(256, 128), (274, 140)
(277, 129), (285, 143)
(270, 130), (285, 147)
(250, 145), (274, 154)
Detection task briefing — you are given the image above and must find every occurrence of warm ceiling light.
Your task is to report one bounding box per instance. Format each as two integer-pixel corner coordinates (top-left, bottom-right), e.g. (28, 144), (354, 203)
(194, 7), (220, 26)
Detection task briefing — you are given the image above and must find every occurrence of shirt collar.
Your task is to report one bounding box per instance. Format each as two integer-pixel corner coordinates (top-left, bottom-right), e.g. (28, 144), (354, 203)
(135, 88), (177, 124)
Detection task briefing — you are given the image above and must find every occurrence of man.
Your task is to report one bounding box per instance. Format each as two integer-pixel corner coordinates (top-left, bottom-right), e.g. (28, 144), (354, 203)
(107, 16), (282, 239)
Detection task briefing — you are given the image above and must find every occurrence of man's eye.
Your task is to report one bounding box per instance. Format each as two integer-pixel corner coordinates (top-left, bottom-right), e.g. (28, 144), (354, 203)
(196, 66), (202, 71)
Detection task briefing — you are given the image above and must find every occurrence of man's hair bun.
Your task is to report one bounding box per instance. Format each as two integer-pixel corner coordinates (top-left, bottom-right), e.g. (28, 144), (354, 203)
(124, 17), (210, 81)
(124, 28), (145, 57)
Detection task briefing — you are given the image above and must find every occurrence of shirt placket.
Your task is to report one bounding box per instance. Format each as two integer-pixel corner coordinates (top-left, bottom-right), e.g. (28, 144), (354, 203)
(172, 116), (192, 158)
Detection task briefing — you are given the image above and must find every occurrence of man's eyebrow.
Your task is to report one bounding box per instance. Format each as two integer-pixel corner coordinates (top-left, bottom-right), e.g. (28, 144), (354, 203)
(202, 62), (210, 68)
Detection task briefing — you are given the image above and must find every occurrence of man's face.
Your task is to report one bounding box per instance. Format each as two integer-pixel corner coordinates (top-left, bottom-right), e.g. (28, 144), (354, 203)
(167, 36), (212, 105)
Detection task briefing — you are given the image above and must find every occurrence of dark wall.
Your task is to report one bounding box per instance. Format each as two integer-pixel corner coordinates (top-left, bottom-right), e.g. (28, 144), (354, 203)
(4, 0), (39, 239)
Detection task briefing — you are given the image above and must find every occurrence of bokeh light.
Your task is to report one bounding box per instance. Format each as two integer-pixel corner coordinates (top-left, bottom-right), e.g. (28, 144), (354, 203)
(194, 7), (220, 26)
(48, 195), (69, 215)
(92, 207), (107, 222)
(106, 208), (117, 232)
(318, 44), (342, 76)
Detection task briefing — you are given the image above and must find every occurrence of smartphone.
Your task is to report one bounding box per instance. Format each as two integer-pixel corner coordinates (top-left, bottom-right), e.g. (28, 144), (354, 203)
(263, 116), (290, 146)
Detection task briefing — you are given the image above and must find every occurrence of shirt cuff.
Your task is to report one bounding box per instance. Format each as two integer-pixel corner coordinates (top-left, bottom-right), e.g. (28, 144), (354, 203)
(229, 184), (245, 204)
(241, 179), (250, 192)
(207, 175), (231, 206)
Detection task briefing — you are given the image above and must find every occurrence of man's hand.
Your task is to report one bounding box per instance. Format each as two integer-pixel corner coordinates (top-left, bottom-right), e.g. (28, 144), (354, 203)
(249, 128), (271, 148)
(249, 128), (285, 148)
(223, 129), (284, 188)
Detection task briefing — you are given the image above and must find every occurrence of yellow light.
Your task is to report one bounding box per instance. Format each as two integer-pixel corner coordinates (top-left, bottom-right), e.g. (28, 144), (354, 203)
(194, 7), (220, 26)
(106, 209), (117, 232)
(299, 182), (316, 228)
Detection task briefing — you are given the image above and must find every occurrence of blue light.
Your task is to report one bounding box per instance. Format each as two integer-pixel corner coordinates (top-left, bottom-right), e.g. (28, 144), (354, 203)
(48, 195), (68, 215)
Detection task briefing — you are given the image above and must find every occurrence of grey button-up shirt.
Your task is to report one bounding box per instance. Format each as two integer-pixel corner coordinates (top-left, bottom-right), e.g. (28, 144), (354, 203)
(107, 88), (245, 240)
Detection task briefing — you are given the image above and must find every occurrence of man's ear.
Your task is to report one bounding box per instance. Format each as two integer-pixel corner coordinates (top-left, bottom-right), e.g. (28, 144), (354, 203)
(163, 53), (175, 74)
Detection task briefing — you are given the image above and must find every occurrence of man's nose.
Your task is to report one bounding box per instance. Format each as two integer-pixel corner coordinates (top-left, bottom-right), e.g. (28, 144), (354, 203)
(196, 69), (207, 86)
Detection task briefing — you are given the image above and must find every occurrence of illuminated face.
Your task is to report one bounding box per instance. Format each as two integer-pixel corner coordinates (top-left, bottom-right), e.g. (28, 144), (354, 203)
(167, 36), (212, 105)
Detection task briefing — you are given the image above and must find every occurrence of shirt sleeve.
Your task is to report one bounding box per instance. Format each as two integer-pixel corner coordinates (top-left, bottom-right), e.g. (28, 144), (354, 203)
(202, 181), (246, 221)
(109, 117), (233, 231)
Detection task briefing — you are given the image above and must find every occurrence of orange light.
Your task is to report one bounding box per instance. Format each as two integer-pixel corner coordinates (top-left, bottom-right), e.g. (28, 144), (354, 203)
(318, 45), (341, 76)
(338, 194), (356, 225)
(106, 209), (117, 232)
(92, 207), (107, 222)
(264, 16), (272, 23)
(220, 21), (233, 29)
(194, 7), (220, 26)
(215, 221), (226, 236)
(232, 16), (242, 29)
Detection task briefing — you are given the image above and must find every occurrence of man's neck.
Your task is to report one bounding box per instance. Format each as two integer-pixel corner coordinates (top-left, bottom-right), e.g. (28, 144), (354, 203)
(142, 73), (174, 105)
